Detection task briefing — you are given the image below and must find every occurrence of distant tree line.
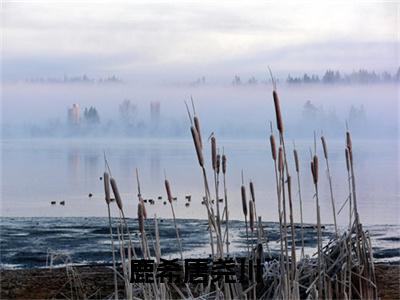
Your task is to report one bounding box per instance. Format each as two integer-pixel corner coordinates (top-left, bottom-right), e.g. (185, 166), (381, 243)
(231, 68), (400, 86)
(25, 74), (123, 84)
(287, 68), (400, 84)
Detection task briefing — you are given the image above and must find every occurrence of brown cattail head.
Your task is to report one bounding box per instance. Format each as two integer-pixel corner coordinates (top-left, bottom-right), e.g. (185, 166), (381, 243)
(345, 148), (350, 171)
(249, 181), (255, 202)
(270, 135), (277, 161)
(249, 200), (255, 232)
(137, 202), (144, 233)
(346, 131), (352, 152)
(211, 136), (217, 170)
(348, 146), (353, 165)
(311, 161), (315, 183)
(222, 154), (227, 174)
(194, 116), (202, 149)
(273, 90), (284, 133)
(216, 154), (221, 174)
(293, 149), (299, 173)
(110, 177), (123, 210)
(287, 175), (292, 196)
(165, 179), (173, 203)
(278, 147), (284, 173)
(321, 136), (328, 159)
(241, 185), (247, 217)
(191, 126), (204, 167)
(103, 172), (111, 204)
(312, 155), (319, 184)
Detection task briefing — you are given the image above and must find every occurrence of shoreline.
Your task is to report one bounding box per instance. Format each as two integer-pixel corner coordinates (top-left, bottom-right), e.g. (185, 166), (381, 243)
(1, 263), (399, 299)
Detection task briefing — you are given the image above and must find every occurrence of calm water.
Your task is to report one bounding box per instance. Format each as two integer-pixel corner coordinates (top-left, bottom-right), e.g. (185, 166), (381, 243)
(1, 138), (398, 225)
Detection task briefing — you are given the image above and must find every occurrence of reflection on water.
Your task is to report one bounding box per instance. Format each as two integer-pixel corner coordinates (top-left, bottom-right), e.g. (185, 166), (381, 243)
(1, 138), (399, 225)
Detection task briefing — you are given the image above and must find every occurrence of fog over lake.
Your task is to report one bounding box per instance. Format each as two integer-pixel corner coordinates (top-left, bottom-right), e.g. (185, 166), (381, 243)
(1, 82), (399, 224)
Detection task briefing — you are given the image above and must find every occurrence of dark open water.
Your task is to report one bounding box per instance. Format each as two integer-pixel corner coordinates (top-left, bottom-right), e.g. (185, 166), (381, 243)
(1, 217), (399, 269)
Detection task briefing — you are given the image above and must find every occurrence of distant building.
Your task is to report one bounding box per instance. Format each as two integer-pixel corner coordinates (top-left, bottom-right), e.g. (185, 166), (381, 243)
(68, 104), (80, 125)
(150, 102), (160, 123)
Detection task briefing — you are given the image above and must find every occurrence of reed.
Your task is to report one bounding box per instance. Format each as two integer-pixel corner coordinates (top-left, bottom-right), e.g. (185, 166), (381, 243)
(273, 90), (284, 134)
(110, 178), (123, 211)
(249, 181), (261, 244)
(187, 102), (223, 258)
(165, 178), (183, 260)
(191, 126), (204, 167)
(278, 145), (290, 290)
(211, 135), (222, 245)
(221, 152), (230, 254)
(321, 135), (338, 237)
(270, 134), (277, 161)
(98, 85), (378, 300)
(269, 127), (286, 297)
(191, 97), (203, 149)
(241, 178), (249, 255)
(103, 172), (118, 300)
(286, 175), (296, 278)
(311, 154), (323, 297)
(249, 199), (255, 233)
(293, 147), (305, 258)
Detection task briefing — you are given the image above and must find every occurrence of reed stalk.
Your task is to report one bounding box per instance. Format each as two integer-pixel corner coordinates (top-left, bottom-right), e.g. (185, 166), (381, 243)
(241, 177), (250, 256)
(269, 126), (285, 297)
(347, 131), (364, 299)
(311, 155), (323, 298)
(165, 178), (183, 260)
(104, 172), (119, 300)
(278, 146), (290, 291)
(286, 175), (297, 278)
(187, 102), (223, 258)
(293, 147), (305, 259)
(343, 146), (353, 300)
(222, 152), (230, 254)
(321, 135), (338, 237)
(211, 135), (222, 247)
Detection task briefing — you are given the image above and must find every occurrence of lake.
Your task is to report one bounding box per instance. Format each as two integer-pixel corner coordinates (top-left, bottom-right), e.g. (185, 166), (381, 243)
(1, 137), (398, 225)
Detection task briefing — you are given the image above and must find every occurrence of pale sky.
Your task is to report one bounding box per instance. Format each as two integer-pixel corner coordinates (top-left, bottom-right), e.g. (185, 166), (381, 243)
(2, 0), (399, 82)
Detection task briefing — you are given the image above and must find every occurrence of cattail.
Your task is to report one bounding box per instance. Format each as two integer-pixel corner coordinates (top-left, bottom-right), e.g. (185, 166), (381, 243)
(249, 200), (255, 232)
(321, 136), (328, 159)
(222, 154), (227, 174)
(165, 179), (173, 203)
(293, 149), (299, 173)
(137, 202), (144, 233)
(241, 185), (247, 217)
(216, 154), (221, 174)
(311, 161), (315, 182)
(191, 126), (204, 167)
(346, 131), (352, 152)
(348, 146), (353, 165)
(278, 147), (284, 173)
(249, 181), (255, 202)
(211, 136), (217, 170)
(110, 177), (123, 210)
(287, 175), (292, 196)
(345, 148), (350, 171)
(273, 90), (284, 133)
(103, 172), (111, 204)
(194, 116), (202, 149)
(139, 196), (147, 219)
(270, 135), (277, 161)
(312, 155), (319, 184)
